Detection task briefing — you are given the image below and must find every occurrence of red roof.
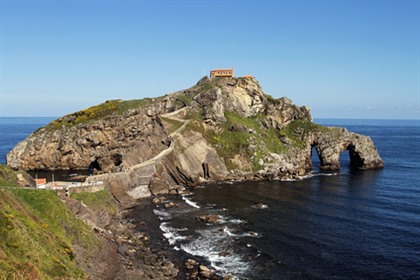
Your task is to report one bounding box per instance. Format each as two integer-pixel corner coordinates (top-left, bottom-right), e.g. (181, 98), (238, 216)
(211, 69), (233, 72)
(35, 178), (47, 185)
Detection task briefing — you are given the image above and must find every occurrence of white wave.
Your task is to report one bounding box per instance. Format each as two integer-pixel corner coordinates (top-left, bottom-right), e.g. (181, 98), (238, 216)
(223, 226), (236, 236)
(179, 228), (250, 278)
(243, 231), (260, 238)
(159, 222), (188, 245)
(153, 209), (172, 220)
(281, 178), (299, 181)
(299, 174), (314, 179)
(229, 218), (246, 224)
(320, 172), (338, 176)
(222, 227), (260, 238)
(301, 172), (339, 179)
(216, 214), (229, 224)
(251, 203), (269, 209)
(182, 195), (200, 209)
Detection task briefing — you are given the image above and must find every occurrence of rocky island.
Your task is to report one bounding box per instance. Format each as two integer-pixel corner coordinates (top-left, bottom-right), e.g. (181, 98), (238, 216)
(7, 76), (384, 200)
(3, 76), (385, 279)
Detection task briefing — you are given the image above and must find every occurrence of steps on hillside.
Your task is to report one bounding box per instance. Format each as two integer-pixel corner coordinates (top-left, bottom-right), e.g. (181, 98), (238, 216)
(136, 176), (152, 186)
(134, 162), (156, 177)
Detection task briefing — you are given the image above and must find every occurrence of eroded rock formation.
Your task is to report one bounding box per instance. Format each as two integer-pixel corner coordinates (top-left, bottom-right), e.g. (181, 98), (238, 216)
(7, 76), (383, 197)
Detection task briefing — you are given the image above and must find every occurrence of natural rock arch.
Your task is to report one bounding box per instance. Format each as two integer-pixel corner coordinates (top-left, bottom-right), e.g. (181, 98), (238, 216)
(310, 131), (384, 171)
(310, 142), (364, 170)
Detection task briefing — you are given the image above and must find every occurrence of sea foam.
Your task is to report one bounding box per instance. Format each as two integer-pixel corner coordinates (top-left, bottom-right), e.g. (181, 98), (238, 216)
(182, 195), (201, 209)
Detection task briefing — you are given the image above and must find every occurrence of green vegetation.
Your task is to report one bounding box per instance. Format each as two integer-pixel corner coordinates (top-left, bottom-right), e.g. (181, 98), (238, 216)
(71, 190), (118, 216)
(160, 116), (184, 134)
(0, 184), (100, 279)
(263, 93), (281, 105)
(175, 95), (194, 107)
(221, 112), (290, 169)
(47, 98), (155, 129)
(184, 108), (336, 171)
(203, 126), (250, 170)
(280, 120), (332, 149)
(185, 110), (291, 170)
(0, 165), (18, 187)
(174, 78), (218, 108)
(196, 79), (215, 94)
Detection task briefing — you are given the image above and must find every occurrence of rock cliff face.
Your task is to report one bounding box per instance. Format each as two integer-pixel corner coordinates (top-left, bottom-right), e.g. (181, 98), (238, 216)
(7, 76), (383, 197)
(7, 99), (177, 172)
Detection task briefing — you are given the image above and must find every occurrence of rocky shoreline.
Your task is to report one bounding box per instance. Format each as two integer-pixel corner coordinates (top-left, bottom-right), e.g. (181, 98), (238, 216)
(56, 190), (177, 280)
(61, 186), (232, 280)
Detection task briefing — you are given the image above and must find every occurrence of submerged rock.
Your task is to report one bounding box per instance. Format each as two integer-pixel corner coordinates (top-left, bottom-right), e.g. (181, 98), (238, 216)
(254, 203), (268, 209)
(197, 215), (219, 224)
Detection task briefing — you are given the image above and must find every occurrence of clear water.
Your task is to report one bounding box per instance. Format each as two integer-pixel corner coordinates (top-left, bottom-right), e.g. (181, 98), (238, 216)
(0, 117), (55, 164)
(1, 117), (420, 279)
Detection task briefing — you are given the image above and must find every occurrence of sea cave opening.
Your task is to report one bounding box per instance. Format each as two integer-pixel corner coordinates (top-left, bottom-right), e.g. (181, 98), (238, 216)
(88, 159), (102, 174)
(347, 144), (364, 169)
(112, 153), (123, 167)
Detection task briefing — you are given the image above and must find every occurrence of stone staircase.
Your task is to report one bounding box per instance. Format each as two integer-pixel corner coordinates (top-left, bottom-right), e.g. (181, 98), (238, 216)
(127, 162), (156, 199)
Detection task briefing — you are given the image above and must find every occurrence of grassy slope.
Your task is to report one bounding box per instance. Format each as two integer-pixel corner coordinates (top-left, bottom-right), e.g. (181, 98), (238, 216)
(0, 165), (20, 187)
(0, 166), (100, 279)
(70, 190), (118, 216)
(46, 98), (156, 129)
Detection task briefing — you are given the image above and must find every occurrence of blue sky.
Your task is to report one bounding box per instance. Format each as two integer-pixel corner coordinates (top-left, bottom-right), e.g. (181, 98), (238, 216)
(1, 0), (419, 119)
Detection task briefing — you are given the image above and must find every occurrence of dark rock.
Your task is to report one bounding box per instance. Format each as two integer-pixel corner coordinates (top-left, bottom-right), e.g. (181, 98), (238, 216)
(228, 124), (247, 132)
(164, 202), (175, 208)
(254, 203), (268, 209)
(197, 215), (219, 223)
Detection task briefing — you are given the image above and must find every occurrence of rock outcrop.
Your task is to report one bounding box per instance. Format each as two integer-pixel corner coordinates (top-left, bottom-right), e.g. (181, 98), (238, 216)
(7, 101), (175, 172)
(7, 76), (384, 197)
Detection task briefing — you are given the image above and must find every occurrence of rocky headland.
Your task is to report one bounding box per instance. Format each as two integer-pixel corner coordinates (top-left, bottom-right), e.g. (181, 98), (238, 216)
(7, 76), (384, 200)
(4, 76), (384, 279)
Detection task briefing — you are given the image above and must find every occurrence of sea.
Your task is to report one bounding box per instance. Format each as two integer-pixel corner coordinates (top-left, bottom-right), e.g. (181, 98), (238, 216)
(1, 117), (419, 279)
